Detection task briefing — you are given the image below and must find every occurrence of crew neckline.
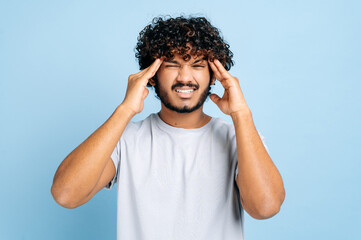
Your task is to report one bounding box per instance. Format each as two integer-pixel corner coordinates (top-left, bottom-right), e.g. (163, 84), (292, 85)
(152, 113), (215, 133)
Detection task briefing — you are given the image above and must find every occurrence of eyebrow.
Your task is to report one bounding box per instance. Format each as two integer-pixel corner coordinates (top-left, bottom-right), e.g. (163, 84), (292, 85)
(164, 57), (207, 64)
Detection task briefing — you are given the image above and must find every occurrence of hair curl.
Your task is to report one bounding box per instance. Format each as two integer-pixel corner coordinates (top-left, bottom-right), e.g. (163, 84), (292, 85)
(135, 15), (234, 87)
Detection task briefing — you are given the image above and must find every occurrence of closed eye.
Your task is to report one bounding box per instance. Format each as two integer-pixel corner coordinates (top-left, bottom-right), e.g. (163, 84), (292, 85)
(165, 65), (205, 68)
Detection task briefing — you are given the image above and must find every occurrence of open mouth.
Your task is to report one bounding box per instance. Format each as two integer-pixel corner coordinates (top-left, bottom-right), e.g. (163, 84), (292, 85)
(172, 83), (199, 99)
(174, 87), (197, 99)
(175, 89), (195, 93)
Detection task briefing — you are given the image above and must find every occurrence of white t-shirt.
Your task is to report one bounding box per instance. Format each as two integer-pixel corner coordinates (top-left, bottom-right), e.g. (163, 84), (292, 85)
(105, 113), (268, 240)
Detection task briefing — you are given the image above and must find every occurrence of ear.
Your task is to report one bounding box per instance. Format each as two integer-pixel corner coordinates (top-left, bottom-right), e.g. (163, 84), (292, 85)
(149, 78), (156, 86)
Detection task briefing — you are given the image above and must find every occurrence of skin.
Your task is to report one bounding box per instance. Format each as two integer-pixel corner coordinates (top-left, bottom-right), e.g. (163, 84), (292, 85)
(208, 59), (285, 219)
(51, 51), (285, 220)
(149, 54), (215, 128)
(51, 59), (164, 208)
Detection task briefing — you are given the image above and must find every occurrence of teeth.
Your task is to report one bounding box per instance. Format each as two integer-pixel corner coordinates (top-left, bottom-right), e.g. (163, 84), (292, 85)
(176, 89), (194, 93)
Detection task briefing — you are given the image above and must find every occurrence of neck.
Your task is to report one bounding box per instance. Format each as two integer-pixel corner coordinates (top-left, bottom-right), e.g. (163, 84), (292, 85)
(158, 104), (211, 129)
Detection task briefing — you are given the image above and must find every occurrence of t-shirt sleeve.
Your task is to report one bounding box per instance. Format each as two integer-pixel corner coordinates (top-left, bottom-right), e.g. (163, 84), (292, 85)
(104, 139), (121, 190)
(234, 130), (269, 182)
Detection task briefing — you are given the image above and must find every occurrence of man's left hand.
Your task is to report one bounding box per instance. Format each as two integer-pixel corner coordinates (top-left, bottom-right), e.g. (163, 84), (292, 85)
(208, 59), (251, 116)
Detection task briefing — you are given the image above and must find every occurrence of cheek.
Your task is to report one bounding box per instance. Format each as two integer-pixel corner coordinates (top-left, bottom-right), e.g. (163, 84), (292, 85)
(156, 71), (175, 89)
(157, 69), (177, 81)
(194, 70), (211, 84)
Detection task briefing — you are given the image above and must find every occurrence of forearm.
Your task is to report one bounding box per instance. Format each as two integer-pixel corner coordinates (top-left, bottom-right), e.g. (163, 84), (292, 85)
(231, 110), (285, 219)
(51, 104), (134, 204)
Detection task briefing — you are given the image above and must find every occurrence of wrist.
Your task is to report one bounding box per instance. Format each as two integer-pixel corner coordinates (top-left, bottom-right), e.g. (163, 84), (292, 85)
(115, 103), (137, 119)
(230, 109), (253, 122)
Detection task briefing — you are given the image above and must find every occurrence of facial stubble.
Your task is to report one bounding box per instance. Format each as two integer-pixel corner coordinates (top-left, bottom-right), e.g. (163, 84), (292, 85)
(153, 79), (212, 113)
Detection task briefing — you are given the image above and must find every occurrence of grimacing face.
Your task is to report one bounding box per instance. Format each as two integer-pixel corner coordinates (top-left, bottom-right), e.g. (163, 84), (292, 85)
(150, 53), (215, 113)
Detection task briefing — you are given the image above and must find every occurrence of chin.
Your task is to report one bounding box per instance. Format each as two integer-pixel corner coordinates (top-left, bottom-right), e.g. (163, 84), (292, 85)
(163, 101), (204, 114)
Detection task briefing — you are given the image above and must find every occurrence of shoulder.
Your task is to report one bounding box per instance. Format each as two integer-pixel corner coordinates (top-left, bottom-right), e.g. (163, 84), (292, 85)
(211, 116), (269, 153)
(209, 117), (236, 146)
(122, 113), (155, 137)
(211, 117), (236, 137)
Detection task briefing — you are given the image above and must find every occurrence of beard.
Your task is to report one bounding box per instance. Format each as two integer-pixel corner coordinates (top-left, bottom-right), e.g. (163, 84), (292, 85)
(154, 80), (212, 113)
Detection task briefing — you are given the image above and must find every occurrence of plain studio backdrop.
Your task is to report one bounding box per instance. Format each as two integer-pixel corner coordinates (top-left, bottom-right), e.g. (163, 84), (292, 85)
(1, 0), (360, 239)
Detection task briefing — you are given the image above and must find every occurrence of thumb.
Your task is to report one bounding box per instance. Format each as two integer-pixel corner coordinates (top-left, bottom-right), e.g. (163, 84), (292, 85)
(142, 88), (149, 100)
(210, 93), (221, 106)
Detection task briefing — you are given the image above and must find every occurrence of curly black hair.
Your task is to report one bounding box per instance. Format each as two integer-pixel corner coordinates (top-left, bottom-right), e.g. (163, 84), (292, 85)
(135, 15), (234, 87)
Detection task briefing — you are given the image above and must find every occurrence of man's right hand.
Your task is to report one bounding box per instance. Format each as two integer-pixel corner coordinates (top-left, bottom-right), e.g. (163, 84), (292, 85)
(122, 58), (164, 115)
(51, 57), (164, 209)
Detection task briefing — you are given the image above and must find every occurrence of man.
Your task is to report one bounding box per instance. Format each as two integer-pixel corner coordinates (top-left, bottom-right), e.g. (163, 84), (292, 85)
(51, 16), (285, 239)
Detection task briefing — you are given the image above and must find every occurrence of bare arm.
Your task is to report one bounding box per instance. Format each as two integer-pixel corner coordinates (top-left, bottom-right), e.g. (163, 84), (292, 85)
(51, 58), (164, 209)
(51, 104), (133, 208)
(232, 111), (285, 219)
(208, 59), (285, 219)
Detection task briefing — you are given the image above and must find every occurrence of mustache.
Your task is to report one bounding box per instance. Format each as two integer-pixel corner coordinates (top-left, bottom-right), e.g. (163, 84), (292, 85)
(171, 83), (199, 90)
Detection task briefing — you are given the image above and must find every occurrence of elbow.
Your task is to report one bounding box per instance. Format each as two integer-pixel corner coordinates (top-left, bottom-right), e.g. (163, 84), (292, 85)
(251, 189), (286, 220)
(251, 203), (281, 220)
(51, 185), (80, 209)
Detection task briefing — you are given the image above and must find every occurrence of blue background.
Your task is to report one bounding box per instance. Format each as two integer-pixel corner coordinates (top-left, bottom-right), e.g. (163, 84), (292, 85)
(1, 0), (360, 239)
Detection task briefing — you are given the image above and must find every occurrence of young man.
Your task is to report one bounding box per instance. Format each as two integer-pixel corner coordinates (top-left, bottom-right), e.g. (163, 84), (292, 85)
(51, 16), (285, 239)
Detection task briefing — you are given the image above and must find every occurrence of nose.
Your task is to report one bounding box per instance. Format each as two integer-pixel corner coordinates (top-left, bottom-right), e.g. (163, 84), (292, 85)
(176, 65), (194, 83)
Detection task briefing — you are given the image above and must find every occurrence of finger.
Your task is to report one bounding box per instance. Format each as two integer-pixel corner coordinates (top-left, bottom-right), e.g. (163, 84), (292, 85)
(134, 57), (163, 78)
(213, 59), (232, 79)
(144, 58), (164, 78)
(134, 64), (153, 76)
(208, 60), (224, 81)
(142, 88), (149, 100)
(134, 58), (163, 87)
(209, 93), (221, 106)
